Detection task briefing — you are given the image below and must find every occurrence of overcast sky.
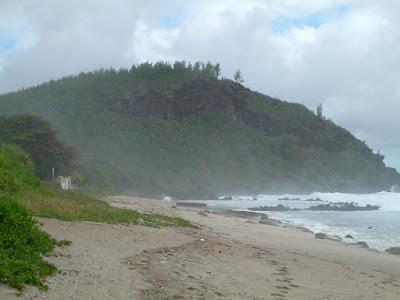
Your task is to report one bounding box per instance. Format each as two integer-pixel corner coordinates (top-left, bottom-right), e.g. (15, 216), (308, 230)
(1, 0), (399, 170)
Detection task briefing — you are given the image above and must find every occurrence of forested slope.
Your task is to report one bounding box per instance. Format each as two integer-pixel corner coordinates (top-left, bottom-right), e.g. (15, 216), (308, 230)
(0, 62), (398, 198)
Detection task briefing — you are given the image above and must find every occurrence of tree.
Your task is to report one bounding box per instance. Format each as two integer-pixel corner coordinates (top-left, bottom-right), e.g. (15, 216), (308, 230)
(316, 103), (323, 118)
(214, 63), (221, 78)
(233, 69), (244, 84)
(0, 114), (76, 179)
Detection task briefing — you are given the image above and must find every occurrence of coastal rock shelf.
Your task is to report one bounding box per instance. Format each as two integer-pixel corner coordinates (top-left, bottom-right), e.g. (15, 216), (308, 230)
(248, 202), (380, 212)
(308, 202), (380, 211)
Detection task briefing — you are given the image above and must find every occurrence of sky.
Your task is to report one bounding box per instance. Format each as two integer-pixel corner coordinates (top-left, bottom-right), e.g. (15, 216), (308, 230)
(1, 0), (400, 170)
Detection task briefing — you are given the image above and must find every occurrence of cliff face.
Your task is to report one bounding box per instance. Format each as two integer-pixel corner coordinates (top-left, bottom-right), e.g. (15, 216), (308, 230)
(0, 66), (399, 197)
(105, 78), (379, 154)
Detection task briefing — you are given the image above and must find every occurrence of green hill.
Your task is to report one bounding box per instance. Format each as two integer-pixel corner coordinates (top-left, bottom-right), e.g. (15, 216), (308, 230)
(0, 61), (398, 198)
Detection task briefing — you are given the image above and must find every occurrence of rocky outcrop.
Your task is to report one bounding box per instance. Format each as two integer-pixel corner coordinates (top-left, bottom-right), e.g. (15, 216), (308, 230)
(352, 241), (369, 249)
(315, 233), (328, 239)
(385, 247), (400, 255)
(314, 233), (342, 242)
(258, 214), (279, 226)
(248, 204), (295, 212)
(105, 79), (354, 149)
(308, 202), (379, 211)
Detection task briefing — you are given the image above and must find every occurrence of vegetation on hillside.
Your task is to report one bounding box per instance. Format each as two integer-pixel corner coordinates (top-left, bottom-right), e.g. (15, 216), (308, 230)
(0, 61), (398, 197)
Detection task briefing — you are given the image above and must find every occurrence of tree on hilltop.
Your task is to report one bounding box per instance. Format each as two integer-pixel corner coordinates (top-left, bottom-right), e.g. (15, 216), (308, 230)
(233, 69), (244, 84)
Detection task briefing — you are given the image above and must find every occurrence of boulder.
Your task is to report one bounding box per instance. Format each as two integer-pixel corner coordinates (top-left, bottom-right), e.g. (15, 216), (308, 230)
(259, 216), (278, 226)
(385, 247), (400, 255)
(353, 241), (369, 249)
(314, 232), (341, 241)
(315, 233), (328, 239)
(345, 234), (354, 239)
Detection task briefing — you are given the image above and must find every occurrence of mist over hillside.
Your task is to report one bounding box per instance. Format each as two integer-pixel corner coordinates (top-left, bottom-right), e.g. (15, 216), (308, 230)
(0, 62), (398, 198)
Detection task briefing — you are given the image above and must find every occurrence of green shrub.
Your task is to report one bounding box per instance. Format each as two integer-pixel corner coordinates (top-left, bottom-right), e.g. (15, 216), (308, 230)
(0, 196), (57, 290)
(0, 144), (40, 195)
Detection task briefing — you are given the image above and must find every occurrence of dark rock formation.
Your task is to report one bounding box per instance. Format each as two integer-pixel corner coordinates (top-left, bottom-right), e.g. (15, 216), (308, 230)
(353, 241), (369, 249)
(345, 234), (354, 239)
(258, 215), (278, 226)
(308, 202), (379, 211)
(315, 232), (342, 241)
(385, 247), (400, 255)
(315, 233), (328, 239)
(248, 204), (296, 211)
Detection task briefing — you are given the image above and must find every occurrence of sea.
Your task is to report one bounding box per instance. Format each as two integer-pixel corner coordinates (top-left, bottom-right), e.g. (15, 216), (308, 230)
(196, 192), (400, 251)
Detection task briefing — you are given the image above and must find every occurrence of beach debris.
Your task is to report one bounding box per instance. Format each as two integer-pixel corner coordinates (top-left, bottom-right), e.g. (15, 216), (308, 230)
(152, 275), (163, 288)
(345, 234), (354, 239)
(308, 202), (379, 211)
(385, 247), (400, 255)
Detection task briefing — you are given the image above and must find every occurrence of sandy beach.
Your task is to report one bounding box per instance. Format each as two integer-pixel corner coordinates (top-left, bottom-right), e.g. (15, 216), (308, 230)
(1, 195), (400, 299)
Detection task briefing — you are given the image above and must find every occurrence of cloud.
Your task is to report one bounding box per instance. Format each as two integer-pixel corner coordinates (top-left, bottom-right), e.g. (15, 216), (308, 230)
(1, 0), (400, 170)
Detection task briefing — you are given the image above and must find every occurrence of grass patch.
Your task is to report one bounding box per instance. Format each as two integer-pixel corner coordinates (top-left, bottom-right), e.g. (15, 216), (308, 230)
(0, 143), (192, 292)
(17, 187), (193, 228)
(54, 239), (72, 247)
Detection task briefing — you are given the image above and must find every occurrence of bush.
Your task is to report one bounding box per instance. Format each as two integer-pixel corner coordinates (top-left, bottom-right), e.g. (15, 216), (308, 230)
(0, 144), (40, 195)
(0, 196), (57, 290)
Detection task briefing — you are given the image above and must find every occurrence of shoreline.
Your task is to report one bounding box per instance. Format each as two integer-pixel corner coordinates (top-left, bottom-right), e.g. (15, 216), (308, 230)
(201, 207), (386, 253)
(176, 198), (400, 253)
(1, 195), (399, 299)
